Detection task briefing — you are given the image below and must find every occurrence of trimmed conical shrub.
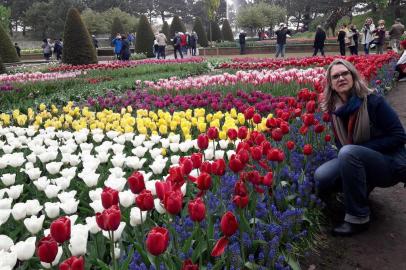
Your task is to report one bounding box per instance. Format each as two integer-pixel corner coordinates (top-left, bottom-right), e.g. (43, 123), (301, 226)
(162, 21), (170, 39)
(222, 19), (234, 41)
(135, 15), (155, 58)
(169, 15), (186, 38)
(111, 17), (125, 40)
(62, 8), (98, 65)
(193, 17), (208, 47)
(207, 21), (222, 42)
(0, 24), (19, 63)
(0, 56), (6, 74)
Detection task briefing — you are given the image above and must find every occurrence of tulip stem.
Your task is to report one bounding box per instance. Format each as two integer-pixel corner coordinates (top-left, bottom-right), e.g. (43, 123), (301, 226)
(109, 231), (118, 270)
(238, 208), (246, 264)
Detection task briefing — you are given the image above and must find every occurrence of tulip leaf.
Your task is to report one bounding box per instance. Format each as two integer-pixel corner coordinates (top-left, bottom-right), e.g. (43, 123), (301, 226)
(239, 212), (252, 234)
(244, 262), (262, 269)
(285, 253), (301, 270)
(133, 242), (150, 265)
(212, 257), (226, 270)
(96, 259), (111, 270)
(120, 246), (135, 270)
(182, 223), (199, 253)
(286, 194), (297, 202)
(192, 240), (207, 262)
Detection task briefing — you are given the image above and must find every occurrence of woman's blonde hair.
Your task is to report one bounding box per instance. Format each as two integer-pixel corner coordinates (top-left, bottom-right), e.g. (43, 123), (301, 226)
(321, 59), (373, 112)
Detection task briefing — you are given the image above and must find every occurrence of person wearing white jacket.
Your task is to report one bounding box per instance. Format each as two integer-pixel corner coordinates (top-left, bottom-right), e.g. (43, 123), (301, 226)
(361, 18), (375, 55)
(396, 40), (406, 81)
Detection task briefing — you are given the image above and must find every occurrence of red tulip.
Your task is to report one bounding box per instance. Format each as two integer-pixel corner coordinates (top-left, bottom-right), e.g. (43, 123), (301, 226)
(233, 194), (249, 208)
(266, 117), (277, 128)
(181, 259), (199, 270)
(128, 171), (145, 194)
(299, 125), (308, 135)
(238, 149), (250, 164)
(322, 112), (331, 122)
(164, 190), (183, 215)
(211, 159), (226, 176)
(207, 127), (219, 140)
(271, 128), (283, 141)
(36, 235), (58, 263)
(96, 205), (121, 231)
(190, 153), (203, 169)
(199, 161), (212, 174)
(136, 190), (154, 211)
(306, 100), (316, 113)
(211, 236), (229, 257)
(252, 113), (262, 124)
(286, 141), (295, 150)
(229, 155), (244, 173)
(247, 170), (261, 185)
(220, 211), (238, 237)
(325, 134), (332, 142)
(254, 133), (266, 145)
(101, 187), (119, 209)
(196, 172), (212, 191)
(146, 227), (169, 256)
(188, 197), (206, 222)
(244, 107), (255, 120)
(50, 216), (71, 244)
(263, 171), (273, 187)
(280, 123), (290, 134)
(302, 113), (315, 126)
(237, 126), (248, 140)
(167, 166), (185, 189)
(59, 256), (84, 270)
(314, 124), (325, 133)
(303, 144), (313, 155)
(250, 146), (262, 160)
(181, 158), (193, 175)
(197, 134), (209, 150)
(155, 181), (172, 201)
(227, 128), (237, 140)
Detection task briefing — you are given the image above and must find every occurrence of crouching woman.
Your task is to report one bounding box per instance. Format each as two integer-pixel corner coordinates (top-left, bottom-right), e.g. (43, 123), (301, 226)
(315, 59), (406, 236)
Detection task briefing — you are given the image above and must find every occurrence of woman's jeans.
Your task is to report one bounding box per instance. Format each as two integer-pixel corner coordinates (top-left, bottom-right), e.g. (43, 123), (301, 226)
(275, 44), (286, 57)
(315, 145), (398, 223)
(364, 43), (370, 55)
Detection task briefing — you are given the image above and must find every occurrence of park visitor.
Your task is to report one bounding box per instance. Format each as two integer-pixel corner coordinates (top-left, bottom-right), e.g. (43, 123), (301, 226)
(14, 43), (21, 58)
(173, 32), (183, 59)
(53, 38), (63, 61)
(347, 24), (359, 55)
(372, 20), (386, 54)
(275, 23), (291, 58)
(239, 31), (246, 55)
(396, 40), (406, 82)
(41, 38), (52, 61)
(337, 24), (348, 56)
(361, 18), (376, 55)
(128, 32), (135, 46)
(156, 31), (167, 59)
(313, 25), (326, 56)
(153, 38), (159, 58)
(315, 59), (406, 236)
(389, 18), (405, 53)
(120, 35), (131, 61)
(92, 35), (99, 49)
(189, 31), (198, 56)
(111, 33), (123, 60)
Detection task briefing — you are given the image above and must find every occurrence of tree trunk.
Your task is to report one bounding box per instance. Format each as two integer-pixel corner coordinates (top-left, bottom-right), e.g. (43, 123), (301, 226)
(161, 11), (165, 23)
(23, 25), (26, 36)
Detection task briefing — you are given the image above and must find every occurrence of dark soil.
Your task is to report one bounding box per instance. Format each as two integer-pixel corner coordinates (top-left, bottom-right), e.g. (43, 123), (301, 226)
(300, 82), (406, 270)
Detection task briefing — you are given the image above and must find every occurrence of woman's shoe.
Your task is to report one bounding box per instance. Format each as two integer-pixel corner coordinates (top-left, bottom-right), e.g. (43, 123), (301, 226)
(332, 221), (369, 237)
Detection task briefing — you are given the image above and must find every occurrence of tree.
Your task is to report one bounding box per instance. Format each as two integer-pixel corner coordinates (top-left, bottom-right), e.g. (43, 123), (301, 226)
(222, 19), (234, 41)
(0, 56), (6, 74)
(0, 5), (11, 33)
(135, 15), (155, 57)
(111, 17), (125, 39)
(9, 0), (31, 34)
(193, 17), (208, 47)
(62, 8), (97, 65)
(161, 21), (170, 38)
(205, 0), (221, 44)
(169, 15), (186, 38)
(237, 3), (286, 32)
(207, 20), (222, 42)
(0, 22), (19, 63)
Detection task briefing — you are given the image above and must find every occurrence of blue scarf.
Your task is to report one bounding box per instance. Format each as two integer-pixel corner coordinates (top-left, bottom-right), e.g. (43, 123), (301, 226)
(333, 95), (363, 118)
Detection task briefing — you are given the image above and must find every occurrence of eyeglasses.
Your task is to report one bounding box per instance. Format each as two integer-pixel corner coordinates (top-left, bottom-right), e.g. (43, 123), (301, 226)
(331, 70), (351, 81)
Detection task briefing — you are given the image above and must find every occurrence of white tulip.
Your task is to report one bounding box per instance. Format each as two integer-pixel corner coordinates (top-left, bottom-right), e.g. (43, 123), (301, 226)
(149, 160), (167, 175)
(26, 153), (37, 163)
(41, 246), (62, 269)
(89, 200), (104, 213)
(154, 198), (166, 214)
(102, 222), (126, 241)
(106, 130), (119, 140)
(60, 199), (79, 214)
(132, 135), (146, 147)
(93, 133), (105, 143)
(0, 235), (14, 250)
(25, 199), (43, 216)
(74, 131), (88, 144)
(123, 132), (134, 141)
(0, 209), (11, 225)
(60, 167), (77, 180)
(219, 140), (229, 149)
(145, 180), (158, 196)
(25, 167), (41, 180)
(38, 152), (52, 163)
(53, 177), (71, 191)
(0, 249), (17, 269)
(0, 189), (5, 199)
(125, 156), (146, 170)
(104, 177), (126, 192)
(0, 157), (7, 169)
(69, 155), (81, 166)
(44, 185), (61, 199)
(91, 128), (103, 135)
(215, 150), (225, 159)
(58, 191), (77, 203)
(113, 135), (126, 145)
(204, 149), (214, 160)
(0, 198), (12, 209)
(143, 141), (155, 150)
(190, 169), (199, 178)
(85, 216), (101, 234)
(169, 143), (179, 152)
(109, 167), (125, 178)
(2, 145), (14, 154)
(46, 162), (63, 175)
(96, 152), (110, 163)
(114, 245), (121, 259)
(89, 188), (103, 201)
(132, 146), (148, 157)
(169, 134), (180, 143)
(119, 190), (134, 208)
(33, 177), (50, 191)
(179, 141), (192, 152)
(44, 202), (60, 218)
(26, 127), (36, 137)
(81, 156), (100, 171)
(170, 155), (180, 165)
(10, 237), (36, 261)
(78, 171), (100, 187)
(7, 185), (23, 200)
(1, 174), (15, 186)
(111, 154), (126, 167)
(69, 224), (88, 256)
(227, 150), (236, 160)
(149, 148), (162, 159)
(24, 215), (45, 235)
(181, 183), (187, 196)
(160, 138), (170, 148)
(80, 143), (93, 153)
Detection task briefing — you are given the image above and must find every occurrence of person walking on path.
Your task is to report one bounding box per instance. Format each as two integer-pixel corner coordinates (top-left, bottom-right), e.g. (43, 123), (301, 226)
(361, 18), (376, 55)
(14, 43), (21, 58)
(313, 25), (326, 56)
(173, 32), (183, 59)
(41, 38), (52, 61)
(111, 34), (123, 60)
(120, 35), (131, 61)
(53, 38), (63, 61)
(347, 25), (359, 55)
(92, 35), (99, 49)
(389, 18), (405, 53)
(156, 31), (167, 59)
(189, 31), (198, 56)
(337, 24), (348, 56)
(315, 59), (406, 237)
(128, 32), (135, 46)
(373, 20), (386, 54)
(239, 31), (246, 55)
(275, 23), (291, 58)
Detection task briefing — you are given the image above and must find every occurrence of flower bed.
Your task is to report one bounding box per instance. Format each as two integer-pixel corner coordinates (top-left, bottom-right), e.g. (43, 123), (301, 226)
(0, 71), (82, 84)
